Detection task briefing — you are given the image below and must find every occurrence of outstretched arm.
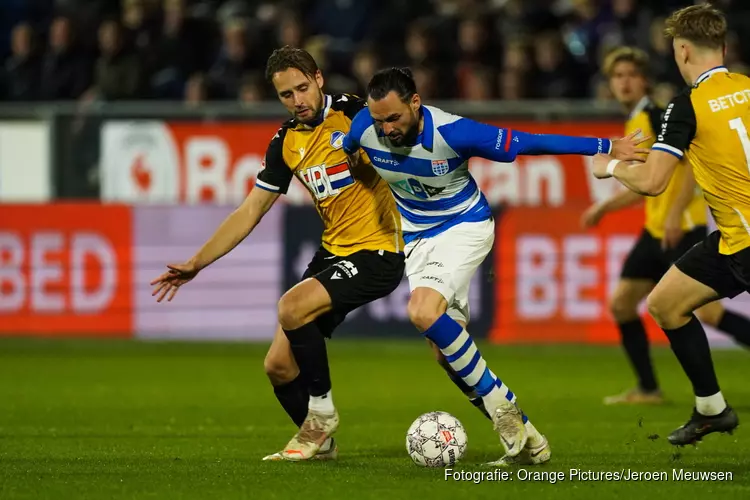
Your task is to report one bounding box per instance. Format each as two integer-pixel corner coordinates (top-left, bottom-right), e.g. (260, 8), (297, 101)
(439, 117), (648, 163)
(591, 91), (696, 197)
(592, 151), (682, 196)
(190, 187), (278, 270)
(151, 127), (293, 302)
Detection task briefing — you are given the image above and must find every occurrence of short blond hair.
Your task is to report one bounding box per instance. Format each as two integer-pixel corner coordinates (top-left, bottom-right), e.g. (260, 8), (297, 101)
(602, 46), (650, 78)
(665, 4), (727, 50)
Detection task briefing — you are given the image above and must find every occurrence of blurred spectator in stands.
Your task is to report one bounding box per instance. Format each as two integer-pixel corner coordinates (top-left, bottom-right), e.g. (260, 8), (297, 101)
(184, 72), (208, 106)
(724, 31), (749, 75)
(308, 0), (375, 49)
(457, 15), (495, 67)
(412, 65), (438, 100)
(3, 23), (40, 101)
(0, 0), (28, 61)
(40, 16), (91, 100)
(498, 70), (525, 100)
(122, 0), (159, 53)
(208, 18), (261, 100)
(404, 20), (436, 68)
(498, 37), (530, 100)
(276, 11), (305, 49)
(494, 0), (533, 46)
(239, 72), (265, 105)
(86, 20), (144, 101)
(601, 0), (653, 55)
(460, 65), (495, 101)
(54, 0), (121, 53)
(530, 30), (585, 98)
(647, 17), (682, 88)
(561, 0), (611, 72)
(351, 45), (379, 96)
(151, 0), (203, 99)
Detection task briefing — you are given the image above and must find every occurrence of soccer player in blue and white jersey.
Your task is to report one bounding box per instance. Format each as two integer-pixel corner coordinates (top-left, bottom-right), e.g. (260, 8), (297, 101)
(343, 68), (648, 466)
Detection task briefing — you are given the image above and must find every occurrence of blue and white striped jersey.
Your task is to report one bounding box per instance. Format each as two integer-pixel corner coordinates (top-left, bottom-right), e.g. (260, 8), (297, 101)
(344, 105), (612, 244)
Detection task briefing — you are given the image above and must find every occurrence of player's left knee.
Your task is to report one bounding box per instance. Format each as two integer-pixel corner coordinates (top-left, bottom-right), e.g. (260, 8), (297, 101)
(646, 291), (685, 329)
(408, 288), (448, 332)
(277, 293), (306, 330)
(264, 353), (297, 385)
(408, 301), (442, 332)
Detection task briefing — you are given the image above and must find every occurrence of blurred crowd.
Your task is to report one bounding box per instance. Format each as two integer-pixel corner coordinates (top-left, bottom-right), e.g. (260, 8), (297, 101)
(1, 0), (749, 105)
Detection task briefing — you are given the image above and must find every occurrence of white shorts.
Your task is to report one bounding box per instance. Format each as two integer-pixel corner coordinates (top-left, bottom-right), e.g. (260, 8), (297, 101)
(404, 218), (494, 324)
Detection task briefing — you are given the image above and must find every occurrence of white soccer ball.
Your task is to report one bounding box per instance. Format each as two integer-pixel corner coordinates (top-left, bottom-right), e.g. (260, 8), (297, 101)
(406, 411), (468, 467)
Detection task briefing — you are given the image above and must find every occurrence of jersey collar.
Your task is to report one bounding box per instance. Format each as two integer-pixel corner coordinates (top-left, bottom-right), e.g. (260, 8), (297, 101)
(694, 66), (728, 86)
(415, 105), (434, 151)
(628, 95), (651, 120)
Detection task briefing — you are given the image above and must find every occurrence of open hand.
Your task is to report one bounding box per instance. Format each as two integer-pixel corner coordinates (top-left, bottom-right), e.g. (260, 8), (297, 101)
(610, 129), (651, 161)
(150, 261), (200, 302)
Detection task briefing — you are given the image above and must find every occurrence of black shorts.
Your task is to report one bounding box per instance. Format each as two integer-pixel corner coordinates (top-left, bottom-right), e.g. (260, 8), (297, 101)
(621, 226), (707, 282)
(675, 230), (750, 299)
(301, 247), (405, 337)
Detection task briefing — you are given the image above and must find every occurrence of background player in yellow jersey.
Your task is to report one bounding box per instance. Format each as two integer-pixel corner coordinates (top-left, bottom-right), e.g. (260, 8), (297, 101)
(583, 46), (750, 406)
(150, 46), (405, 460)
(593, 5), (747, 445)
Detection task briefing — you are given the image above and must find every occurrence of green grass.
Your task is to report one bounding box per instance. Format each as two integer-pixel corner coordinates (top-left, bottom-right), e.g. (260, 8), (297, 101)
(0, 339), (749, 499)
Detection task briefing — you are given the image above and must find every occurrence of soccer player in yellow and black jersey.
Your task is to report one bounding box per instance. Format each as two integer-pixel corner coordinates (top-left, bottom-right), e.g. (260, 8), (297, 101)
(150, 47), (405, 460)
(583, 46), (750, 407)
(593, 5), (746, 445)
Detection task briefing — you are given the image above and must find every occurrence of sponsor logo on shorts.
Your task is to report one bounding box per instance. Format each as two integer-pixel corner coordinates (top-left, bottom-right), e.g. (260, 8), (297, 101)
(422, 275), (444, 284)
(331, 260), (358, 279)
(425, 261), (444, 268)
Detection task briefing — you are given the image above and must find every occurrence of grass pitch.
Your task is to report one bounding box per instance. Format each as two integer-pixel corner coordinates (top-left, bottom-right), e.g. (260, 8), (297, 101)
(1, 339), (749, 499)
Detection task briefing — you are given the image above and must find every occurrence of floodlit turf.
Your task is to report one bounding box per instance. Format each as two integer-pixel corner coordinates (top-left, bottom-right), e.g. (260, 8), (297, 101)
(1, 339), (749, 499)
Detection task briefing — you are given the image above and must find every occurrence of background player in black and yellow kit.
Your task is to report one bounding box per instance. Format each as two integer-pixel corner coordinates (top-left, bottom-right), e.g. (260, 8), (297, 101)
(593, 5), (747, 445)
(583, 46), (750, 406)
(150, 47), (405, 461)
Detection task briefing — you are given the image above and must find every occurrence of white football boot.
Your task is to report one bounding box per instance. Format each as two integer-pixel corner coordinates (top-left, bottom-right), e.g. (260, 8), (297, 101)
(490, 400), (528, 457)
(262, 437), (338, 461)
(280, 409), (340, 461)
(486, 435), (551, 467)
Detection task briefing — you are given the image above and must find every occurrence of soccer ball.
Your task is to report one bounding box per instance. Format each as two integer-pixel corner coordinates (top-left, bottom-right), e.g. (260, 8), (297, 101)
(406, 411), (468, 467)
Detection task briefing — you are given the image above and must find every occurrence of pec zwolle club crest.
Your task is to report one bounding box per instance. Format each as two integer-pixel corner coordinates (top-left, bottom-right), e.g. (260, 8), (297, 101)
(431, 159), (449, 176)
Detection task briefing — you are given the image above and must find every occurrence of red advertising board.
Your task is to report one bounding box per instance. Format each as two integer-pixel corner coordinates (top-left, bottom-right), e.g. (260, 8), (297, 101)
(0, 204), (133, 336)
(489, 206), (664, 344)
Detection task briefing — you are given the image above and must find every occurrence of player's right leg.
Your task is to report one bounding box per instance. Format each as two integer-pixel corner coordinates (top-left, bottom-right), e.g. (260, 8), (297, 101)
(275, 276), (341, 461)
(262, 325), (337, 461)
(647, 232), (742, 445)
(426, 338), (490, 419)
(605, 230), (664, 405)
(279, 247), (405, 460)
(604, 278), (661, 405)
(405, 219), (529, 458)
